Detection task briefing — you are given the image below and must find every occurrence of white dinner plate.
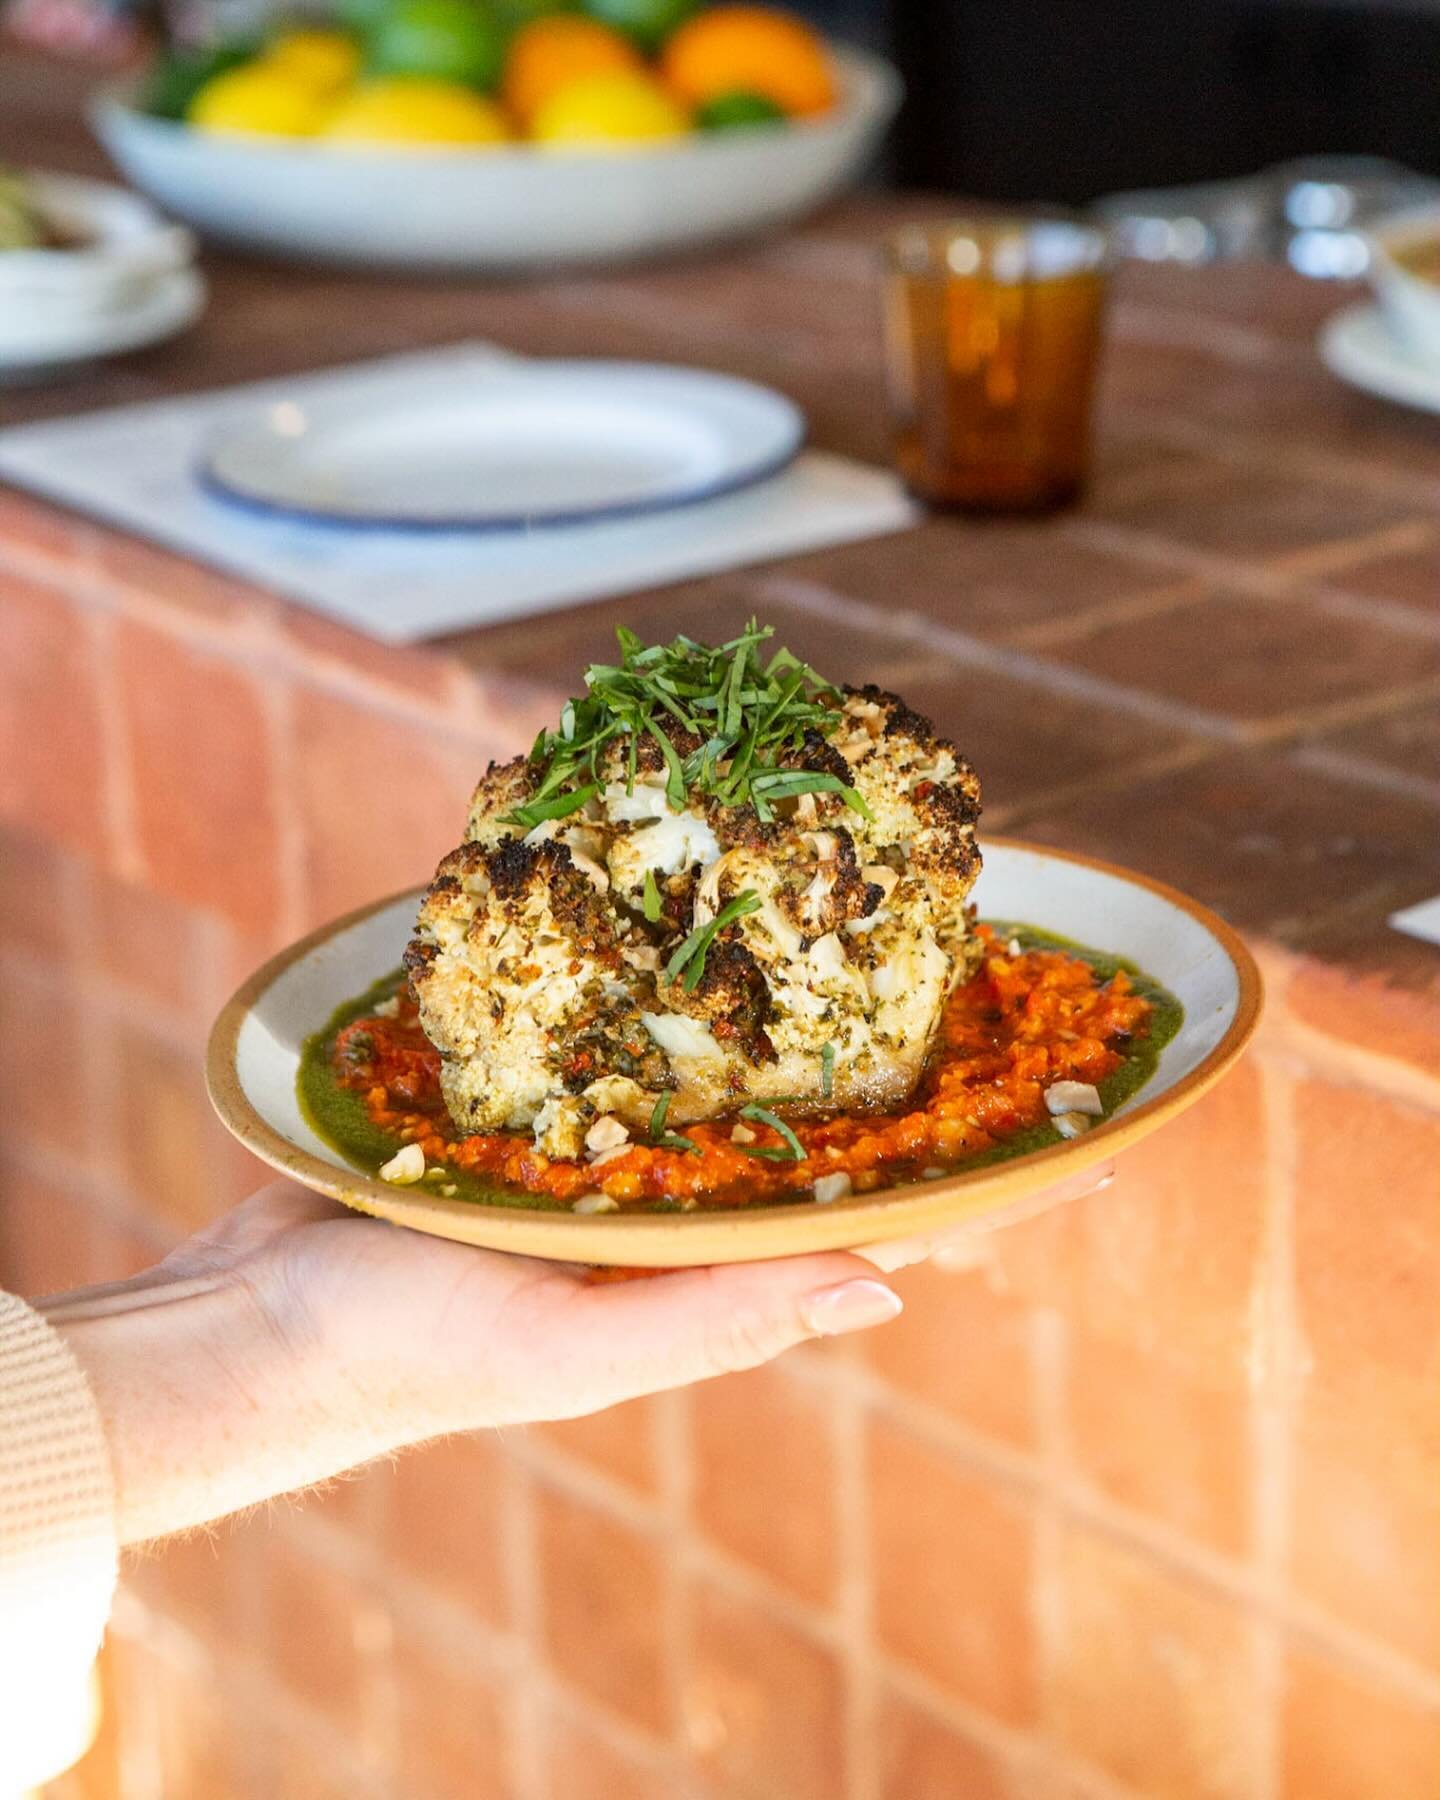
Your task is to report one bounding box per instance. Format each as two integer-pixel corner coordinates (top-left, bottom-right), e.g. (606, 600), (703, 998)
(200, 360), (806, 529)
(208, 840), (1262, 1267)
(0, 265), (204, 384)
(1318, 301), (1440, 415)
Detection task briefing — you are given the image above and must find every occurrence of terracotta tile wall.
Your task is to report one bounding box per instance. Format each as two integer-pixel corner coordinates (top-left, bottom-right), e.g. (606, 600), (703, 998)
(1, 512), (1437, 1799)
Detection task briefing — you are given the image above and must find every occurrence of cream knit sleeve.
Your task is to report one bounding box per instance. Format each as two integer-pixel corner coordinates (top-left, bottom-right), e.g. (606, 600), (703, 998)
(0, 1292), (117, 1794)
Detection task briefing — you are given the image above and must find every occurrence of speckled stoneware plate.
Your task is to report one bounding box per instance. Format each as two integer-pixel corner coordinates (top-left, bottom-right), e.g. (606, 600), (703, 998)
(207, 841), (1261, 1266)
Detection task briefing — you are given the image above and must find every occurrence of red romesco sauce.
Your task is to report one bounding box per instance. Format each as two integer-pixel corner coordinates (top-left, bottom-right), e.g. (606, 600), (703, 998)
(328, 926), (1155, 1209)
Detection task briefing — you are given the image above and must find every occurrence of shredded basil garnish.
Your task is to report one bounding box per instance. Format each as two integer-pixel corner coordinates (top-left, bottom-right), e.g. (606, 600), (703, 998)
(820, 1041), (835, 1099)
(642, 868), (663, 924)
(665, 890), (762, 993)
(737, 1103), (806, 1162)
(646, 1089), (699, 1154)
(500, 621), (861, 831)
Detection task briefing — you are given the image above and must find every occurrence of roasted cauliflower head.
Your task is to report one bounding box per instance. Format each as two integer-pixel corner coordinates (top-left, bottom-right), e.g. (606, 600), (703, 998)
(406, 628), (981, 1160)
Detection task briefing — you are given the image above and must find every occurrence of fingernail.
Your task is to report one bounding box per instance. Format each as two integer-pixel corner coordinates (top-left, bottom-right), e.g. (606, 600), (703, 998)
(802, 1278), (903, 1337)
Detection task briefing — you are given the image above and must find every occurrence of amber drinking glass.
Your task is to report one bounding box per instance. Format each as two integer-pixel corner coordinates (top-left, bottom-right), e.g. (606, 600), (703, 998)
(883, 216), (1110, 514)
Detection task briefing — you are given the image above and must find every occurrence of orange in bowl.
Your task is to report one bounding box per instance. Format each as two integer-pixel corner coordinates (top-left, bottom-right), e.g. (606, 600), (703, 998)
(502, 14), (644, 129)
(661, 4), (837, 118)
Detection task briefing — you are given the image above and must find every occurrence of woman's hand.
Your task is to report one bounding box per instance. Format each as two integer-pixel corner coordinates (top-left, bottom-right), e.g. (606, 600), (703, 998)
(40, 1182), (901, 1546)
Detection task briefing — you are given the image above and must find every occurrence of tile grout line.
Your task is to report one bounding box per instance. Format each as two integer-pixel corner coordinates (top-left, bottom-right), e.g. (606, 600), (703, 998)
(1062, 513), (1440, 646)
(1285, 743), (1440, 812)
(1106, 402), (1440, 510)
(655, 1386), (698, 1780)
(259, 672), (308, 946)
(1251, 671), (1440, 756)
(1262, 517), (1440, 580)
(88, 605), (144, 888)
(1002, 576), (1210, 652)
(1250, 1057), (1301, 1800)
(498, 1437), (548, 1800)
(987, 739), (1224, 834)
(758, 574), (1249, 743)
(831, 1361), (879, 1800)
(1308, 580), (1440, 645)
(1027, 1299), (1075, 1790)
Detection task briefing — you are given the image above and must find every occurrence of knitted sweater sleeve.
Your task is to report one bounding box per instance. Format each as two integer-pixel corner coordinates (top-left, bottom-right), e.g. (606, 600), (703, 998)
(0, 1292), (117, 1792)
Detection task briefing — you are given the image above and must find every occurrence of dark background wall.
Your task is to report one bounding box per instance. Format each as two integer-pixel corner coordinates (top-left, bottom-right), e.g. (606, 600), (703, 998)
(795, 0), (1440, 197)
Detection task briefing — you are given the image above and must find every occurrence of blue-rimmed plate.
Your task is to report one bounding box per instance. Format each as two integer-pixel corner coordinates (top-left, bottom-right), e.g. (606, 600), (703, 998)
(200, 359), (805, 530)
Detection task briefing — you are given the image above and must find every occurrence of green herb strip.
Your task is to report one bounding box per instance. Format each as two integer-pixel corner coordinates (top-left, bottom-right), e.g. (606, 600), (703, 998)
(738, 1103), (806, 1162)
(820, 1041), (835, 1098)
(646, 1088), (699, 1154)
(642, 868), (663, 924)
(665, 890), (762, 993)
(505, 782), (599, 828)
(499, 621), (863, 831)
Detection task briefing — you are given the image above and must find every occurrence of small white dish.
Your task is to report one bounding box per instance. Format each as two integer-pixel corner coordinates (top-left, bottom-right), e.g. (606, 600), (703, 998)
(1366, 204), (1440, 367)
(0, 172), (193, 332)
(1319, 301), (1440, 416)
(0, 264), (205, 384)
(91, 49), (899, 271)
(209, 840), (1262, 1267)
(201, 360), (805, 529)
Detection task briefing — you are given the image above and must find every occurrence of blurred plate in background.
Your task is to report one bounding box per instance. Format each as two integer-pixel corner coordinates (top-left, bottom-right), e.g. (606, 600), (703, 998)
(1320, 302), (1440, 416)
(200, 359), (805, 527)
(0, 264), (204, 385)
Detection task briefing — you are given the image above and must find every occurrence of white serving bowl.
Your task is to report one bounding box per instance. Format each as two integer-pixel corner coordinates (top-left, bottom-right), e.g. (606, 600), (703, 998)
(0, 172), (193, 331)
(90, 48), (900, 271)
(1367, 205), (1440, 367)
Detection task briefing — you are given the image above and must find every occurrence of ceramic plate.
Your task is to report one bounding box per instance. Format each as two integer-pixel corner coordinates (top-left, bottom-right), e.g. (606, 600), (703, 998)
(0, 265), (204, 384)
(208, 841), (1261, 1266)
(200, 361), (805, 528)
(1319, 301), (1440, 415)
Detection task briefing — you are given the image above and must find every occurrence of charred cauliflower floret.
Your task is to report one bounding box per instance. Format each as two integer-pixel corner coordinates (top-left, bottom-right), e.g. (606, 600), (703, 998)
(406, 626), (982, 1159)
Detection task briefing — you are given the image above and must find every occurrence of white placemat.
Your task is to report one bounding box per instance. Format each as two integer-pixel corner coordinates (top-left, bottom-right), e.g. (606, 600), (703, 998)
(0, 343), (918, 644)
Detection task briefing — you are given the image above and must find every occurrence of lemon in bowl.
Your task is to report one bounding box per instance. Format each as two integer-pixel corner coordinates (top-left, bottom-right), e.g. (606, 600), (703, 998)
(264, 28), (363, 94)
(530, 70), (690, 145)
(187, 63), (333, 136)
(321, 77), (511, 146)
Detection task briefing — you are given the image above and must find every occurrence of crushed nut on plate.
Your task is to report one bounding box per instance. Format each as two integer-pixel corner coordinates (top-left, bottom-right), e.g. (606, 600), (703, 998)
(1045, 1080), (1103, 1117)
(379, 1142), (426, 1184)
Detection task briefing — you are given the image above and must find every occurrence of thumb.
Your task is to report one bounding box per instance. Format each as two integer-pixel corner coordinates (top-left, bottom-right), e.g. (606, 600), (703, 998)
(531, 1253), (902, 1421)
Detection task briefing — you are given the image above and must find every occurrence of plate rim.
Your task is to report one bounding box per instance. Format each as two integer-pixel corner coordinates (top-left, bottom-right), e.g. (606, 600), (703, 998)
(0, 264), (205, 370)
(1318, 300), (1440, 415)
(207, 837), (1263, 1264)
(196, 360), (807, 531)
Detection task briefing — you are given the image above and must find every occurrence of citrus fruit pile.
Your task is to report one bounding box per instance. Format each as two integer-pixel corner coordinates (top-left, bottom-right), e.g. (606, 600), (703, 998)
(148, 2), (840, 151)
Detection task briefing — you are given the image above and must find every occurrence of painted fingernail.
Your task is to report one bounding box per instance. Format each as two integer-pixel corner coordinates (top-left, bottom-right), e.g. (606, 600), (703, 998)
(802, 1278), (903, 1337)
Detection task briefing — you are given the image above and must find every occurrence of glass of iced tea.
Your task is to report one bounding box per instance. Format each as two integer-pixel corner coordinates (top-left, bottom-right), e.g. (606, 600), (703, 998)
(883, 214), (1111, 514)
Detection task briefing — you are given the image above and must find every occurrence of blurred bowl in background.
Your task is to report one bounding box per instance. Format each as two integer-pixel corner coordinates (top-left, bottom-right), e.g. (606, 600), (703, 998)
(0, 172), (193, 330)
(1367, 206), (1440, 367)
(90, 47), (898, 271)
